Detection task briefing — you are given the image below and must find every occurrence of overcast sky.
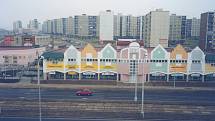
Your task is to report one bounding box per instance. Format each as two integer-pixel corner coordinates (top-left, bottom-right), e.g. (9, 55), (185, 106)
(0, 0), (214, 30)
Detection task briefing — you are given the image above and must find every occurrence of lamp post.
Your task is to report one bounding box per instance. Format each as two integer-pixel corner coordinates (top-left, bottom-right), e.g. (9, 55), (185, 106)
(37, 56), (44, 121)
(134, 69), (137, 102)
(141, 53), (147, 119)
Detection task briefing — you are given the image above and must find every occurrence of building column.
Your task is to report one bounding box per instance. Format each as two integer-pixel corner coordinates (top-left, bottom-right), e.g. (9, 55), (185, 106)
(186, 74), (189, 82)
(64, 73), (66, 80)
(117, 73), (119, 81)
(43, 73), (47, 80)
(144, 74), (146, 82)
(79, 73), (81, 80)
(202, 75), (205, 83)
(148, 74), (150, 82)
(98, 73), (100, 80)
(167, 74), (169, 82)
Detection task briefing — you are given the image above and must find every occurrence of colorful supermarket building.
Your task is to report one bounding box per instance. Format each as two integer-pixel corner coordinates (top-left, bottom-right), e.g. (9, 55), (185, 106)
(41, 42), (215, 83)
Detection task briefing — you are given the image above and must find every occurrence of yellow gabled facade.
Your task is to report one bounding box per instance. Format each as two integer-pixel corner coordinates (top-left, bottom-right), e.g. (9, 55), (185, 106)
(169, 44), (188, 73)
(81, 43), (98, 72)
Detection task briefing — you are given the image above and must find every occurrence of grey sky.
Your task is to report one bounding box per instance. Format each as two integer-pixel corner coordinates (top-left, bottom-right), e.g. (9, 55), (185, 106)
(0, 0), (214, 30)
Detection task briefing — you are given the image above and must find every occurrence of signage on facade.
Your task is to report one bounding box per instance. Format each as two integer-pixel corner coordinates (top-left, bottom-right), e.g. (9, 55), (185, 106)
(68, 65), (76, 69)
(171, 73), (184, 76)
(191, 74), (200, 77)
(68, 71), (77, 75)
(83, 72), (96, 75)
(102, 72), (115, 75)
(49, 71), (55, 74)
(151, 73), (165, 76)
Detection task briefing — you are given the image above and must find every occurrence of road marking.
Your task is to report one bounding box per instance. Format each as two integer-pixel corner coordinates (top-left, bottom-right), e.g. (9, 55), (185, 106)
(201, 112), (211, 115)
(164, 110), (174, 113)
(179, 106), (187, 109)
(183, 111), (193, 114)
(18, 97), (25, 99)
(197, 106), (204, 109)
(82, 98), (88, 100)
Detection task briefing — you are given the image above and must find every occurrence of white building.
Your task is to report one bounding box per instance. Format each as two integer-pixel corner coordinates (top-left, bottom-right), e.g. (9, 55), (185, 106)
(28, 19), (39, 30)
(65, 16), (74, 35)
(99, 10), (114, 41)
(13, 20), (22, 33)
(144, 9), (170, 47)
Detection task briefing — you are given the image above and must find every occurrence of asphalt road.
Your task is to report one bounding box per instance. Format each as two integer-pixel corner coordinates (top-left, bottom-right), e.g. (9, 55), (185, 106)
(0, 88), (215, 121)
(0, 88), (214, 105)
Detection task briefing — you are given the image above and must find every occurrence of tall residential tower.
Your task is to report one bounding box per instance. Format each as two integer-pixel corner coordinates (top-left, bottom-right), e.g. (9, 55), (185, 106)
(143, 9), (170, 48)
(200, 11), (215, 51)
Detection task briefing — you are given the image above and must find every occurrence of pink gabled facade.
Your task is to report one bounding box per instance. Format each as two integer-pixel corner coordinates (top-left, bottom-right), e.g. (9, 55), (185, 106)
(117, 42), (149, 83)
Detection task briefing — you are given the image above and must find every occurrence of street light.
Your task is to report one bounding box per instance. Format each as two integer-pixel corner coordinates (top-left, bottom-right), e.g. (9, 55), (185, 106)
(37, 56), (44, 121)
(134, 68), (137, 102)
(141, 53), (147, 119)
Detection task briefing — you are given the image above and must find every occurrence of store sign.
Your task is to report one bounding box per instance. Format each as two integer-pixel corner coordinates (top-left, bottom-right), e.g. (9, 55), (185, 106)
(102, 72), (115, 75)
(104, 66), (113, 69)
(171, 73), (184, 76)
(83, 72), (96, 75)
(68, 65), (76, 69)
(49, 71), (55, 74)
(191, 74), (200, 77)
(151, 73), (165, 76)
(68, 71), (77, 75)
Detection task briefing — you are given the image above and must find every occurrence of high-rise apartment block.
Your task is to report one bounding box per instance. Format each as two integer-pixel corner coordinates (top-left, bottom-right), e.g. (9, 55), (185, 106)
(42, 20), (53, 34)
(114, 14), (140, 40)
(13, 20), (22, 33)
(99, 10), (114, 41)
(28, 19), (39, 30)
(65, 16), (74, 35)
(169, 14), (186, 47)
(42, 17), (73, 35)
(186, 18), (200, 39)
(52, 18), (67, 34)
(39, 9), (205, 49)
(74, 14), (99, 38)
(200, 12), (215, 51)
(143, 9), (170, 47)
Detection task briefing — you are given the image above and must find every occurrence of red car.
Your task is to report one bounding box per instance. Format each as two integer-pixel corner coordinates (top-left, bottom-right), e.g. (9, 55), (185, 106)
(76, 89), (93, 96)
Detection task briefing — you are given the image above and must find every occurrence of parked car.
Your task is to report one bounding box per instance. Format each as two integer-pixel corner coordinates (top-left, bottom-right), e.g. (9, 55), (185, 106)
(76, 89), (93, 96)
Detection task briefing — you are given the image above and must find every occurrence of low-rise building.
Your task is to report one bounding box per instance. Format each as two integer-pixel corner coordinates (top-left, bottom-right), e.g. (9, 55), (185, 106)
(41, 43), (215, 82)
(0, 46), (45, 66)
